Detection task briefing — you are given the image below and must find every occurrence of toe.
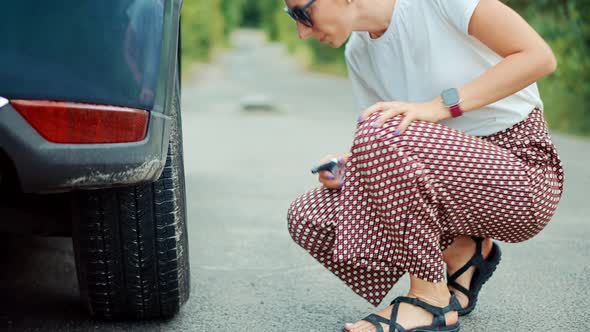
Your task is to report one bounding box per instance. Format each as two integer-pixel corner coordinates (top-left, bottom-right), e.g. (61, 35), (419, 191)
(351, 321), (371, 332)
(353, 324), (373, 332)
(349, 322), (363, 332)
(345, 322), (358, 331)
(344, 322), (359, 331)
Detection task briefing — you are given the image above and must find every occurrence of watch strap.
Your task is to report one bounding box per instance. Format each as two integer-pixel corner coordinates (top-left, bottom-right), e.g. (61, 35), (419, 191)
(449, 103), (463, 118)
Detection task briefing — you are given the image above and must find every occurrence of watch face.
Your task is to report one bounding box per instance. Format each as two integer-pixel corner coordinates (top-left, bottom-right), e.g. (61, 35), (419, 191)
(441, 88), (460, 106)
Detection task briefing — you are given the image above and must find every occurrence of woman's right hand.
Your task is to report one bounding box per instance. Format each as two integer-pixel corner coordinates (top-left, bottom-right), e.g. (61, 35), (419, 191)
(317, 152), (351, 190)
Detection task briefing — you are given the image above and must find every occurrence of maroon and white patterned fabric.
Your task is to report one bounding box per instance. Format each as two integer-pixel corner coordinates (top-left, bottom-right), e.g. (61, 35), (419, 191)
(287, 108), (564, 307)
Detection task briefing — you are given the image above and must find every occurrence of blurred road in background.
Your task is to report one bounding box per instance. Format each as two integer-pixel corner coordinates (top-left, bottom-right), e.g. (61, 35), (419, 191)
(1, 29), (588, 331)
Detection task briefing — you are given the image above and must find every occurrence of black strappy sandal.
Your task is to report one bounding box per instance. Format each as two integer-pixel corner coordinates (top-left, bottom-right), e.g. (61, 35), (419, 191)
(446, 236), (502, 316)
(350, 294), (462, 332)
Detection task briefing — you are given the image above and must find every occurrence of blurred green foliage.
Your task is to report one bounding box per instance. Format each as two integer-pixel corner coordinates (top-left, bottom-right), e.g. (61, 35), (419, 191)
(504, 0), (590, 135)
(180, 0), (589, 135)
(181, 0), (247, 63)
(181, 0), (224, 62)
(221, 0), (247, 38)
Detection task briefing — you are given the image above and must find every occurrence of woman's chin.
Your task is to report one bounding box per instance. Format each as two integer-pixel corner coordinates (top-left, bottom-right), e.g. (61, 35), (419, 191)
(318, 35), (344, 48)
(322, 38), (341, 48)
(330, 39), (345, 48)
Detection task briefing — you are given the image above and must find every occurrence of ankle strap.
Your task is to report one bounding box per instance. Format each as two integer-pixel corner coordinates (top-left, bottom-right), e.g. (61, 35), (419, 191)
(390, 294), (462, 327)
(448, 236), (486, 284)
(472, 236), (483, 253)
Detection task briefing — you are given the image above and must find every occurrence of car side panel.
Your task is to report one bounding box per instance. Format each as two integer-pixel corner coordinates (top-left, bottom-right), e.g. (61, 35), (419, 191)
(0, 0), (169, 111)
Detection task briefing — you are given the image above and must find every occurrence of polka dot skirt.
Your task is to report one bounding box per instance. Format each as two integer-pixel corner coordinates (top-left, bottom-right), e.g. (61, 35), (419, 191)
(287, 108), (564, 307)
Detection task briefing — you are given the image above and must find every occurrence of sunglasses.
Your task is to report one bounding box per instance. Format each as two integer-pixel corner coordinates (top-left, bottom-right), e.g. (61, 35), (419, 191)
(284, 0), (318, 27)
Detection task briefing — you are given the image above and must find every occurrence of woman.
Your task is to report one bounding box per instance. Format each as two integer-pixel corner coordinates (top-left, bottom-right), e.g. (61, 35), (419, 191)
(285, 0), (564, 331)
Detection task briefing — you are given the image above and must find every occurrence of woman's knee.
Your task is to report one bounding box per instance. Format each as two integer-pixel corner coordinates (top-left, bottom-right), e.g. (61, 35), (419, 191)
(354, 114), (402, 141)
(354, 113), (446, 148)
(352, 114), (420, 155)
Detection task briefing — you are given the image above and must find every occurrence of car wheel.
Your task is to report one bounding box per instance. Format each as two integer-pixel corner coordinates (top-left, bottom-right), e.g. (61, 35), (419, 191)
(71, 70), (190, 319)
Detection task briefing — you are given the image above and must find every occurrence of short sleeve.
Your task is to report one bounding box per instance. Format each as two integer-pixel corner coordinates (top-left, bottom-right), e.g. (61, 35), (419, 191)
(345, 43), (381, 112)
(432, 0), (480, 35)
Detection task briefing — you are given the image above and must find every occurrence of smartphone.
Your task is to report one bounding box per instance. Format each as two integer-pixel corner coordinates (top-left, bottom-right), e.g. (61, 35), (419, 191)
(311, 158), (339, 175)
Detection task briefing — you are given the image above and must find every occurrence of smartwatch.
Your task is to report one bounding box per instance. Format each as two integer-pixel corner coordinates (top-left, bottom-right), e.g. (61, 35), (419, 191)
(441, 88), (463, 118)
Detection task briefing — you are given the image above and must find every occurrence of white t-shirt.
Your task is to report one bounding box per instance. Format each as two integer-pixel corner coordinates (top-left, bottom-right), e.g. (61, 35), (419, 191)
(345, 0), (543, 136)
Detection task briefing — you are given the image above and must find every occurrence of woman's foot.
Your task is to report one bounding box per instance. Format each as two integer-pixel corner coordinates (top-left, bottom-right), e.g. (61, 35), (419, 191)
(343, 297), (458, 331)
(442, 236), (494, 310)
(344, 276), (458, 332)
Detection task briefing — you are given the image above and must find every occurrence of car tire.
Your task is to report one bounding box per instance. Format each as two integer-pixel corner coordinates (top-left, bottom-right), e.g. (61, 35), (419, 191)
(71, 70), (190, 320)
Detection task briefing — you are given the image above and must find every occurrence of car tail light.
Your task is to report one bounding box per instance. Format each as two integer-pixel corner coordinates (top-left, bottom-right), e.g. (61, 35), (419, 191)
(11, 100), (148, 144)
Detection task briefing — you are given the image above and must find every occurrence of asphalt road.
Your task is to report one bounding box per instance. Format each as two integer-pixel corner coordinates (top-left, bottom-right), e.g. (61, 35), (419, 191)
(1, 30), (589, 331)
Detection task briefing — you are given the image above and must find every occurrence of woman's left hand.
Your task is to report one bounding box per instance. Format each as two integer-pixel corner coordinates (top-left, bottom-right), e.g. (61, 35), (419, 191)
(358, 100), (452, 134)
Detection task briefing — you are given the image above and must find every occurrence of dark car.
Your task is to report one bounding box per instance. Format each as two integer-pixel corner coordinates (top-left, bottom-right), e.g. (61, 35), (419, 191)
(0, 0), (189, 319)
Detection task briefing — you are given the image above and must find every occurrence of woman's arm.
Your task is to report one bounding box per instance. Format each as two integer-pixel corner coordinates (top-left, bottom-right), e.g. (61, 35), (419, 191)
(433, 0), (557, 113)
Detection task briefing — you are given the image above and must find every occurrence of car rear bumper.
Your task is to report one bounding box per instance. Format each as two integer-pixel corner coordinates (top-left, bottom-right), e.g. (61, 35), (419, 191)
(0, 104), (171, 193)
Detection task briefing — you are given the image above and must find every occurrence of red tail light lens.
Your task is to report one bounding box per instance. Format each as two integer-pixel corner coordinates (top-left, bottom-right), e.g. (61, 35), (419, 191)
(11, 100), (148, 144)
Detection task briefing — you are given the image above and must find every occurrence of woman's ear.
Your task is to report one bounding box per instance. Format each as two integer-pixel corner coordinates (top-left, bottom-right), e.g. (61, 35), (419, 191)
(296, 21), (314, 40)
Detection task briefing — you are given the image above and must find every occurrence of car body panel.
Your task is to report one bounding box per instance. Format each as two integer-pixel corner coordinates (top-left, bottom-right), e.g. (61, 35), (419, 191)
(0, 0), (183, 193)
